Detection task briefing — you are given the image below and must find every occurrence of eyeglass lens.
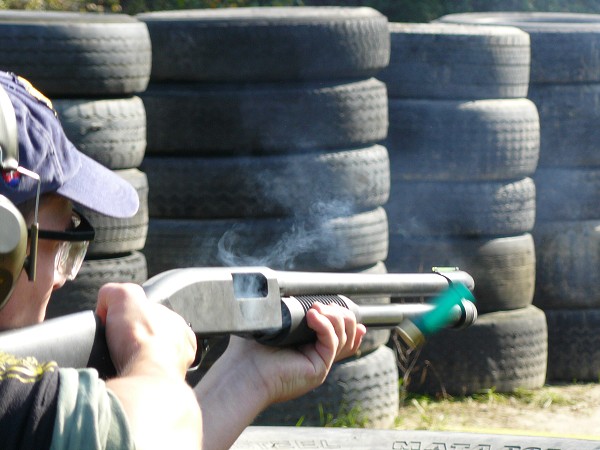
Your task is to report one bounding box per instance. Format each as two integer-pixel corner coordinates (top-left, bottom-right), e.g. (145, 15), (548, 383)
(55, 240), (89, 281)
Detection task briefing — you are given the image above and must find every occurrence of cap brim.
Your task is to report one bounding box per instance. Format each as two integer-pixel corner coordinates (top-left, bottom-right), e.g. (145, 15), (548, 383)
(56, 152), (139, 219)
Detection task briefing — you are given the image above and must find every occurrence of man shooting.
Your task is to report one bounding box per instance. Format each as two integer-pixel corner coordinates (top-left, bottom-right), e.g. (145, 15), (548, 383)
(0, 70), (366, 450)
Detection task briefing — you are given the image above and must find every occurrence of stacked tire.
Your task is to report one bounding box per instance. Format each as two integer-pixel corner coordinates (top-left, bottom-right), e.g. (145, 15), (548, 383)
(437, 12), (600, 384)
(0, 11), (152, 318)
(137, 7), (398, 427)
(378, 22), (547, 395)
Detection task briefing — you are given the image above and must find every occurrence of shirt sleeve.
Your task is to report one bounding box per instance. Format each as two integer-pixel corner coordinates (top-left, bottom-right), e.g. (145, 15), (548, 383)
(0, 351), (60, 450)
(50, 367), (135, 450)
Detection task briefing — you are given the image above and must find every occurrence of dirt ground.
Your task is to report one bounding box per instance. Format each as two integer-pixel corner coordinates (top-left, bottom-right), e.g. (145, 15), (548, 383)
(395, 383), (600, 440)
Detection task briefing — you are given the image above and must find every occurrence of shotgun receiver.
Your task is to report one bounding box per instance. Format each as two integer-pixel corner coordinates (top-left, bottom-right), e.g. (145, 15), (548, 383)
(0, 266), (476, 379)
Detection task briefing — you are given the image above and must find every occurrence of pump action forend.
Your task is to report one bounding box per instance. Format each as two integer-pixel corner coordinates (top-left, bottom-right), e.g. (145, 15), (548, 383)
(0, 267), (476, 378)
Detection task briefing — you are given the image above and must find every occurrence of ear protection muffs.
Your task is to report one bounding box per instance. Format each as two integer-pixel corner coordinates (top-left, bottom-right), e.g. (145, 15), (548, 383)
(0, 196), (27, 307)
(0, 84), (30, 309)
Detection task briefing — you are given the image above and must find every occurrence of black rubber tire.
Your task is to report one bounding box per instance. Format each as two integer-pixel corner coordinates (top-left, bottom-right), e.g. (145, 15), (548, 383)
(436, 12), (600, 84)
(137, 6), (390, 82)
(0, 10), (151, 96)
(83, 169), (149, 257)
(386, 233), (535, 314)
(252, 346), (399, 428)
(46, 251), (148, 318)
(533, 220), (600, 309)
(529, 83), (600, 168)
(233, 426), (600, 450)
(386, 177), (536, 238)
(403, 306), (548, 396)
(53, 96), (147, 170)
(545, 308), (600, 382)
(535, 167), (600, 221)
(142, 207), (389, 276)
(142, 78), (388, 155)
(142, 145), (389, 219)
(379, 22), (530, 99)
(386, 98), (540, 181)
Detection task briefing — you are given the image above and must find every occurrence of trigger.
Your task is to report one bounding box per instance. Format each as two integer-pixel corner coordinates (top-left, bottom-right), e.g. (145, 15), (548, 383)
(188, 337), (210, 372)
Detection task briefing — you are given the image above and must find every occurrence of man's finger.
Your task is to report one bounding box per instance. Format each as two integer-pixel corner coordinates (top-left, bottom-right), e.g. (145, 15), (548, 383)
(304, 306), (338, 371)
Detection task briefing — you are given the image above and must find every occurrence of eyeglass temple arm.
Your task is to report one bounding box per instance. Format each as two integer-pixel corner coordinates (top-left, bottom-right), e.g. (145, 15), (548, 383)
(16, 166), (41, 282)
(25, 223), (38, 281)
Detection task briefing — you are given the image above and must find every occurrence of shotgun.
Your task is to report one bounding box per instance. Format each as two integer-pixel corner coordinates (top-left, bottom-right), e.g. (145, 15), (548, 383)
(0, 266), (477, 379)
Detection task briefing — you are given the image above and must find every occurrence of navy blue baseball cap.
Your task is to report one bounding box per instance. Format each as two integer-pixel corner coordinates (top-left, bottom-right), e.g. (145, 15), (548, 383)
(0, 71), (139, 218)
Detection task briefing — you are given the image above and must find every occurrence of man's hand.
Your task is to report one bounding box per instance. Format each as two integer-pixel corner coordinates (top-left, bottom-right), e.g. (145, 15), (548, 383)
(96, 283), (201, 449)
(195, 302), (366, 450)
(95, 282), (197, 379)
(231, 302), (367, 404)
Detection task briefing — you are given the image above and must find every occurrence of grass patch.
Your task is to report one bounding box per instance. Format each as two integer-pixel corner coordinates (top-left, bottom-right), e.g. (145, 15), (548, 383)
(504, 387), (573, 408)
(395, 385), (577, 430)
(319, 404), (370, 428)
(401, 385), (574, 408)
(294, 404), (369, 428)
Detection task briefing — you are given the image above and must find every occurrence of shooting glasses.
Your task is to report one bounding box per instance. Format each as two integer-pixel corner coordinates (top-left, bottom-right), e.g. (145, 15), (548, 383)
(34, 211), (94, 280)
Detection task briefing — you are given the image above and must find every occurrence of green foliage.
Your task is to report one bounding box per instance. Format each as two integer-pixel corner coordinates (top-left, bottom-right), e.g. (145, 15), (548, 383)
(301, 0), (600, 22)
(300, 0), (445, 22)
(4, 0), (600, 20)
(121, 0), (301, 14)
(0, 0), (300, 13)
(0, 0), (122, 12)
